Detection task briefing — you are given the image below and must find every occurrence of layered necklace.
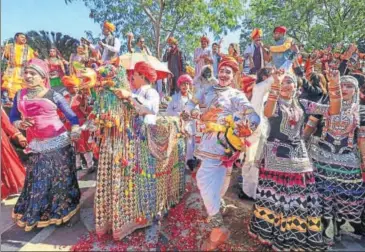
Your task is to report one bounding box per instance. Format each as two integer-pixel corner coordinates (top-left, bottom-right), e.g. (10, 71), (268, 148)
(27, 86), (45, 99)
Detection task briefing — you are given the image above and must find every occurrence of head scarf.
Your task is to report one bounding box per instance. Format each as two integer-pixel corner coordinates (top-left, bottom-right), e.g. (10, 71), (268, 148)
(25, 58), (50, 88)
(218, 56), (239, 73)
(103, 21), (116, 33)
(167, 37), (178, 45)
(341, 75), (359, 104)
(134, 61), (157, 83)
(242, 75), (256, 93)
(251, 28), (263, 40)
(274, 26), (287, 34)
(200, 36), (210, 45)
(177, 74), (193, 87)
(283, 72), (298, 88)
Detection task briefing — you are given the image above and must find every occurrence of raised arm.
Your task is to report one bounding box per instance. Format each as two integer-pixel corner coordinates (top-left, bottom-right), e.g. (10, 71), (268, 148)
(270, 38), (293, 53)
(264, 72), (281, 118)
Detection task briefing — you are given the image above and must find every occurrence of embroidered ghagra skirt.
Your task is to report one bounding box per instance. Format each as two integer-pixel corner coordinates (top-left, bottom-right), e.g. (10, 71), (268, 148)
(313, 160), (365, 243)
(12, 145), (81, 231)
(249, 168), (325, 251)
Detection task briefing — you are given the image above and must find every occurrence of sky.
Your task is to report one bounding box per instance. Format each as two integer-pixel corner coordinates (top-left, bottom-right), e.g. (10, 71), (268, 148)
(1, 0), (240, 52)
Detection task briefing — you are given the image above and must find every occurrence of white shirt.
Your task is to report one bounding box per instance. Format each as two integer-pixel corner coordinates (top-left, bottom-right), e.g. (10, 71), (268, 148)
(130, 85), (160, 125)
(90, 37), (121, 61)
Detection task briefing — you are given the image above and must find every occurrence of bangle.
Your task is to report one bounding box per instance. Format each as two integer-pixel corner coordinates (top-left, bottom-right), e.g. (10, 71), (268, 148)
(268, 94), (279, 101)
(270, 90), (280, 96)
(307, 120), (317, 128)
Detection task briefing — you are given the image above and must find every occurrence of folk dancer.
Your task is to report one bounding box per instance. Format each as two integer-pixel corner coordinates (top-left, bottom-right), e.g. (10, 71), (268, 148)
(183, 57), (260, 250)
(2, 33), (36, 100)
(10, 58), (81, 231)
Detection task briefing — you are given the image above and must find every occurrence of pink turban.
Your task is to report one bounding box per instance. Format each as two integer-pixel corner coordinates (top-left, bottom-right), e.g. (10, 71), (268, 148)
(25, 58), (50, 88)
(134, 61), (157, 83)
(177, 74), (193, 87)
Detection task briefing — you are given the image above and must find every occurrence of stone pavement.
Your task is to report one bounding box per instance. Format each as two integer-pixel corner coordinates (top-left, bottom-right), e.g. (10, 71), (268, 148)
(1, 168), (365, 251)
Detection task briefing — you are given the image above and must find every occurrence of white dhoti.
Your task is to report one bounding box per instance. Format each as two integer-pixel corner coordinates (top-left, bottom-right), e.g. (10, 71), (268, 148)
(197, 158), (227, 216)
(185, 136), (195, 161)
(241, 127), (266, 199)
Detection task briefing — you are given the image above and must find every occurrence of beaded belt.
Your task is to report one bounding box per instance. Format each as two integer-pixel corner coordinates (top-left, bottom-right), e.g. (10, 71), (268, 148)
(309, 137), (360, 168)
(25, 132), (71, 154)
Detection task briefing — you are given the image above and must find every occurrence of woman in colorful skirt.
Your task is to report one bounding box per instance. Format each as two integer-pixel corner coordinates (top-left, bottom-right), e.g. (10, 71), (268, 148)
(304, 74), (365, 244)
(249, 70), (341, 250)
(9, 58), (81, 231)
(46, 47), (66, 92)
(1, 107), (27, 200)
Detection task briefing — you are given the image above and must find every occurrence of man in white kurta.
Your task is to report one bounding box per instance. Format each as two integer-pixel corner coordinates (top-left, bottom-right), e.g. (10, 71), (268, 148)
(194, 36), (213, 77)
(166, 74), (196, 165)
(183, 57), (260, 250)
(90, 21), (121, 62)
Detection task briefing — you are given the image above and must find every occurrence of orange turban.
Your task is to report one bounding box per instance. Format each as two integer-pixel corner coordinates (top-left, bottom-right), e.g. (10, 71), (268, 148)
(134, 61), (157, 83)
(167, 37), (178, 45)
(241, 75), (256, 93)
(274, 26), (287, 34)
(218, 56), (239, 73)
(103, 21), (116, 32)
(251, 28), (263, 39)
(200, 36), (210, 44)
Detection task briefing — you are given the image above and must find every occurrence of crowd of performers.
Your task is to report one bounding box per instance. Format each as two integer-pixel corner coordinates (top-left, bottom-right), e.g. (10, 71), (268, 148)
(1, 20), (365, 251)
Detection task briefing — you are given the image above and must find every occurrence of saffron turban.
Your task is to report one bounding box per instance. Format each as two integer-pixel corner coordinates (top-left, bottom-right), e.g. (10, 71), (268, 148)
(241, 75), (256, 93)
(103, 21), (116, 32)
(167, 37), (178, 45)
(25, 58), (50, 88)
(177, 74), (193, 87)
(274, 26), (287, 34)
(200, 36), (210, 44)
(218, 56), (239, 73)
(251, 28), (263, 39)
(134, 61), (157, 83)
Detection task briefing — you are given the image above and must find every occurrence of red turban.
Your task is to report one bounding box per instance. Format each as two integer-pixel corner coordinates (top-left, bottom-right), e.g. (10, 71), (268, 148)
(177, 74), (193, 87)
(274, 26), (287, 34)
(134, 61), (157, 83)
(218, 56), (239, 73)
(200, 36), (210, 44)
(251, 28), (263, 39)
(241, 75), (256, 93)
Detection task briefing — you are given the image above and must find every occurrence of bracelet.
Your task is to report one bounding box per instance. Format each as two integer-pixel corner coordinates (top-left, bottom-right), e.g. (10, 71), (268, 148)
(269, 90), (280, 96)
(307, 120), (317, 128)
(268, 94), (279, 101)
(13, 120), (24, 130)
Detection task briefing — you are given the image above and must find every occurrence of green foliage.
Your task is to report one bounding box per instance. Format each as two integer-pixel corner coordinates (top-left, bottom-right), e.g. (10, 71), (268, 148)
(64, 0), (246, 59)
(240, 0), (365, 51)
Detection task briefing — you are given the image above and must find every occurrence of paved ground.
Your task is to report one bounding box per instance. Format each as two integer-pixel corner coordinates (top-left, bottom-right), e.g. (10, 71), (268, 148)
(1, 168), (365, 251)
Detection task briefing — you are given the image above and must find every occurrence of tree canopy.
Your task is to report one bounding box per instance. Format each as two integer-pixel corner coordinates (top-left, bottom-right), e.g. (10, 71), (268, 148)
(64, 0), (246, 59)
(239, 0), (365, 51)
